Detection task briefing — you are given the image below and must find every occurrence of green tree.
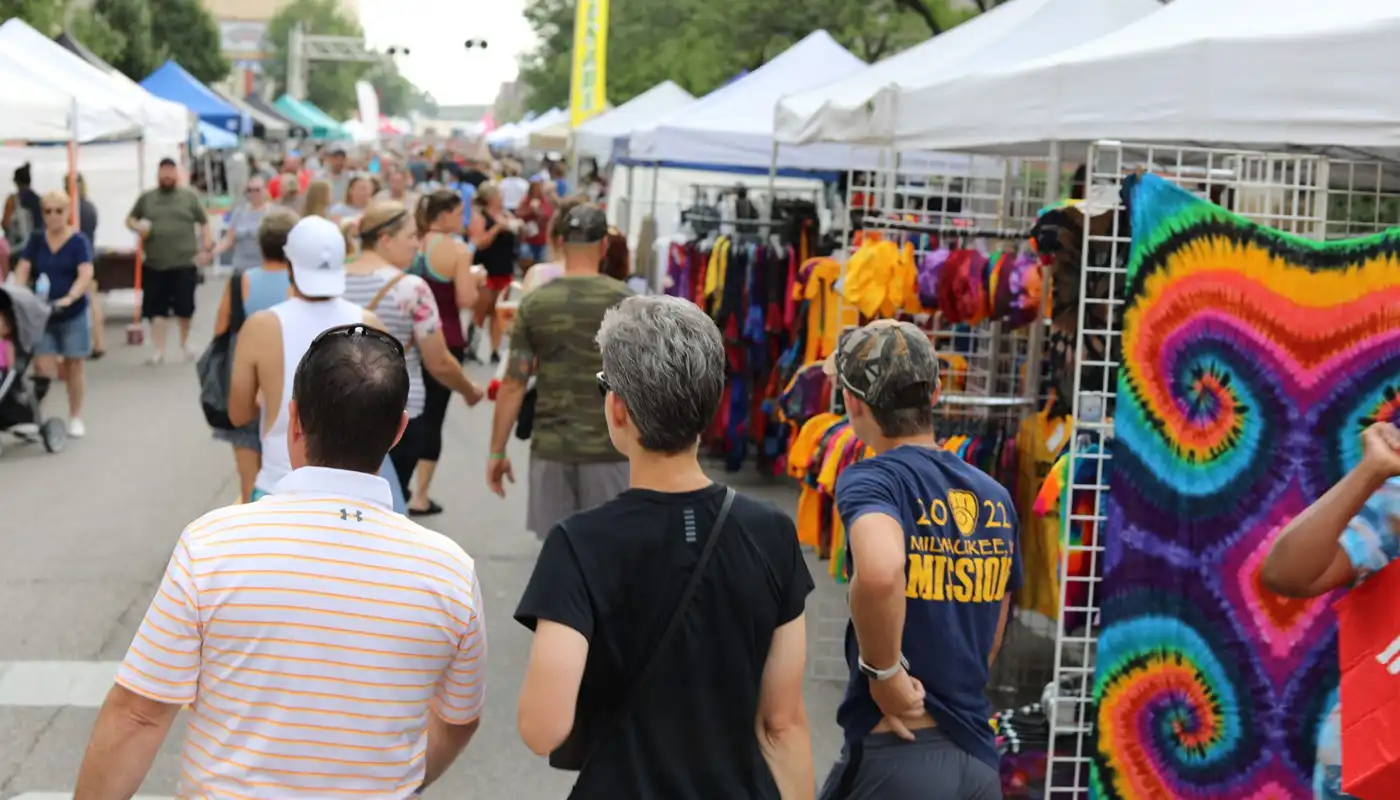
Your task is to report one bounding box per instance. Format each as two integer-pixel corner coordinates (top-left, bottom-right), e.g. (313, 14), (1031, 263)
(0, 0), (64, 34)
(148, 0), (229, 84)
(518, 0), (978, 114)
(94, 0), (158, 80)
(264, 0), (368, 119)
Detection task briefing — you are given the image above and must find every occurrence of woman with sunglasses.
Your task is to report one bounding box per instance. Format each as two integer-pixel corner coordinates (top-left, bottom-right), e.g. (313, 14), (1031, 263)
(344, 202), (484, 503)
(213, 176), (273, 273)
(12, 190), (95, 437)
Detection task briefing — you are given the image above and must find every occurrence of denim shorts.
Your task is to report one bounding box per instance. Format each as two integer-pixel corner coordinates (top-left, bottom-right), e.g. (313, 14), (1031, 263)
(37, 311), (92, 359)
(520, 242), (548, 262)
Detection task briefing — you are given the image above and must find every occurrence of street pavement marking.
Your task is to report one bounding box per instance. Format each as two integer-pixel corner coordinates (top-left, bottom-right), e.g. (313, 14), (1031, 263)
(0, 661), (121, 708)
(11, 795), (174, 799)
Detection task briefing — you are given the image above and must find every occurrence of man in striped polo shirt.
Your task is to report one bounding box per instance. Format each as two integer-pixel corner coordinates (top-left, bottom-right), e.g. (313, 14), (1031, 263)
(73, 324), (486, 799)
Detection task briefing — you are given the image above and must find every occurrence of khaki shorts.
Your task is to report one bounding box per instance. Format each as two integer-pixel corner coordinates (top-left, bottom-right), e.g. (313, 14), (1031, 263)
(527, 456), (629, 539)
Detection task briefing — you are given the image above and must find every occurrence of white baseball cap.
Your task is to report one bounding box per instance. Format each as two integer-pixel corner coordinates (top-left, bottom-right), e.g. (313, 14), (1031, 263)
(284, 216), (346, 298)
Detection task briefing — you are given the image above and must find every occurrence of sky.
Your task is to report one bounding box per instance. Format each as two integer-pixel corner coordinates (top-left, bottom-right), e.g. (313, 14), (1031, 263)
(359, 0), (536, 106)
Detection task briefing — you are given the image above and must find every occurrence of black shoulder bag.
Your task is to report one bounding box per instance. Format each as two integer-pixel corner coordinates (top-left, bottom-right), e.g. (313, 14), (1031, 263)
(550, 487), (737, 771)
(196, 272), (246, 431)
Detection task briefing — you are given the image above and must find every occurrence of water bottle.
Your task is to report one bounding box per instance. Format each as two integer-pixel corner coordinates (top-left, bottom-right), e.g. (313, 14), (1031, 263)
(34, 273), (49, 302)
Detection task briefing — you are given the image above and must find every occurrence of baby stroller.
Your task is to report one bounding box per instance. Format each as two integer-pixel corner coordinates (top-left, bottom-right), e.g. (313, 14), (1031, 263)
(0, 282), (67, 454)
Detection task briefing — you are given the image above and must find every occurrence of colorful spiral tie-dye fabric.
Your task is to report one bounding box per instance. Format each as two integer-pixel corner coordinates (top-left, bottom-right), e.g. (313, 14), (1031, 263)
(1092, 174), (1400, 799)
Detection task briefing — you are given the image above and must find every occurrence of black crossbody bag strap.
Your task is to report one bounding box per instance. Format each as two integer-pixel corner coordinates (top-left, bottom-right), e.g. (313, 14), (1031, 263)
(583, 486), (736, 768)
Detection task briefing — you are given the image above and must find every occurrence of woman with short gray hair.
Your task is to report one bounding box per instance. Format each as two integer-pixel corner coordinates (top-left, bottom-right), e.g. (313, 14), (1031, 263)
(596, 295), (727, 452)
(515, 294), (816, 800)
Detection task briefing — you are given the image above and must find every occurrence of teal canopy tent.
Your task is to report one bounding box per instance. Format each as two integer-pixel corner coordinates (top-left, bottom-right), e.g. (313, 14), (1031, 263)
(273, 95), (348, 140)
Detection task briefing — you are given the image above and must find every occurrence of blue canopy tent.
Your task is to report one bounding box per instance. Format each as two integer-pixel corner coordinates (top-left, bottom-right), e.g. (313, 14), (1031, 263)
(198, 121), (237, 149)
(141, 59), (247, 134)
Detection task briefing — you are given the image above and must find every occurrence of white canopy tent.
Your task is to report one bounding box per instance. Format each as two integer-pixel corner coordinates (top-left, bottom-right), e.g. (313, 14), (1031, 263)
(573, 81), (694, 163)
(0, 50), (139, 142)
(774, 0), (1160, 146)
(628, 31), (873, 172)
(879, 0), (1400, 158)
(486, 122), (522, 147)
(529, 119), (571, 152)
(0, 75), (84, 143)
(512, 108), (566, 150)
(0, 19), (190, 143)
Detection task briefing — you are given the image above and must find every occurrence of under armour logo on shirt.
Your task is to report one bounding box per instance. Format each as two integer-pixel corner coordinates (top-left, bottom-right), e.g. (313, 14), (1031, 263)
(340, 508), (363, 522)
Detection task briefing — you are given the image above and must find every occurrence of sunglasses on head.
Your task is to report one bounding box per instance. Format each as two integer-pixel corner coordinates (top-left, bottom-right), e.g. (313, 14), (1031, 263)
(309, 323), (406, 360)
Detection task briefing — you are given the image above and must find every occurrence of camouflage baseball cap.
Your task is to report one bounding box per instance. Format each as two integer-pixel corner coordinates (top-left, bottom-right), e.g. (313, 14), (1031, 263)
(823, 319), (940, 409)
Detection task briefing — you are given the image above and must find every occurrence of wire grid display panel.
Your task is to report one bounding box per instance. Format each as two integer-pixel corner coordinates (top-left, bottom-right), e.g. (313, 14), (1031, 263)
(839, 154), (1050, 402)
(1046, 142), (1332, 797)
(840, 156), (1057, 707)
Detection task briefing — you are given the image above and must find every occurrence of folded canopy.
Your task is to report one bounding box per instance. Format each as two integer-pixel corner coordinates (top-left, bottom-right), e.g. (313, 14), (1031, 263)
(142, 60), (246, 134)
(274, 95), (348, 140)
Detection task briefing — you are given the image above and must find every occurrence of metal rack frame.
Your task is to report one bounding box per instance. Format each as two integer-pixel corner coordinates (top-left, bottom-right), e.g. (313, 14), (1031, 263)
(1044, 140), (1374, 797)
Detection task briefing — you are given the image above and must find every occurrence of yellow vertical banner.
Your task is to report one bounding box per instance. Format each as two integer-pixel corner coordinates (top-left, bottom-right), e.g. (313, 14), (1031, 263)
(569, 0), (608, 129)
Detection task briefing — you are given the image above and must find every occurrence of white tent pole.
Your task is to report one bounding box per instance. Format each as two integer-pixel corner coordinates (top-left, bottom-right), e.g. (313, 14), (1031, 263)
(648, 160), (659, 222)
(622, 163), (635, 235)
(765, 139), (778, 228)
(68, 97), (79, 226)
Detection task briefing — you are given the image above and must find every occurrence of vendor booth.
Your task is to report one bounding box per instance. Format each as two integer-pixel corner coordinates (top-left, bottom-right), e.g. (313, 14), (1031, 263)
(755, 0), (1400, 797)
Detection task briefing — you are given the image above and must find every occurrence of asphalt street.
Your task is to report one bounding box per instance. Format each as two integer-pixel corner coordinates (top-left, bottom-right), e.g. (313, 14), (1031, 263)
(0, 281), (849, 799)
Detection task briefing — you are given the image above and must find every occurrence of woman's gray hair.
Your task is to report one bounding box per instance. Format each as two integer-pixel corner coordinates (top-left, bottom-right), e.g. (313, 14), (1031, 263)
(596, 295), (726, 454)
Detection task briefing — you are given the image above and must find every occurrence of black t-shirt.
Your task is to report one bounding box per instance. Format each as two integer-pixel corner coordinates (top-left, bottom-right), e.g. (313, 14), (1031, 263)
(515, 483), (815, 800)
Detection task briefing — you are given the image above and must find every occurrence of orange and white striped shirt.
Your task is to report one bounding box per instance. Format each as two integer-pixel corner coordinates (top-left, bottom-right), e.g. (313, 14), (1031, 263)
(117, 467), (486, 799)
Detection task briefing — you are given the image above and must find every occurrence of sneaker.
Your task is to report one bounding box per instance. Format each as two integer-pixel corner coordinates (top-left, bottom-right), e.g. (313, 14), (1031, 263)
(68, 418), (86, 438)
(183, 343), (198, 362)
(146, 352), (164, 366)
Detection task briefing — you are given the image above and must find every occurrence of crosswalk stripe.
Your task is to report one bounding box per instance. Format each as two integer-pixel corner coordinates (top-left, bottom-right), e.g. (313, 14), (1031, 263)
(0, 661), (121, 708)
(11, 794), (174, 799)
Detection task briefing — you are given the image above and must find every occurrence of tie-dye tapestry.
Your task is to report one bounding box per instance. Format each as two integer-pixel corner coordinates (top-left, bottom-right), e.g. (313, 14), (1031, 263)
(1092, 173), (1400, 799)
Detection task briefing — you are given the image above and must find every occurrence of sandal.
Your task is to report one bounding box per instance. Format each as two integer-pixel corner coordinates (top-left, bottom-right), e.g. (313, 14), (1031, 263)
(408, 500), (444, 517)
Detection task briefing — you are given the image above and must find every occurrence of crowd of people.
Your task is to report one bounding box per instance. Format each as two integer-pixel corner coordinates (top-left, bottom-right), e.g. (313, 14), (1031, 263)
(0, 140), (1316, 800)
(11, 134), (1394, 800)
(16, 141), (1039, 800)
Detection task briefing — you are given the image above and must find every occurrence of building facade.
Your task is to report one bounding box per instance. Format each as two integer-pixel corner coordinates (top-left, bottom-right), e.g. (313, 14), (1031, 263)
(202, 0), (361, 67)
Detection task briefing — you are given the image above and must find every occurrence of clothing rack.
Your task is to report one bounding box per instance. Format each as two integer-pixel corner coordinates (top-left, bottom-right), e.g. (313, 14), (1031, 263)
(941, 395), (1037, 407)
(859, 215), (1029, 241)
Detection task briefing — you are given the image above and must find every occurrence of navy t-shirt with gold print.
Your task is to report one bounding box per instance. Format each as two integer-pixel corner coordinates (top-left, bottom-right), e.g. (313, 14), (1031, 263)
(834, 444), (1021, 770)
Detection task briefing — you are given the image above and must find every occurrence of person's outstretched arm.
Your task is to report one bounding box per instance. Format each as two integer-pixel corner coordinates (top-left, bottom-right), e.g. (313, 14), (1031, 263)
(1263, 422), (1400, 597)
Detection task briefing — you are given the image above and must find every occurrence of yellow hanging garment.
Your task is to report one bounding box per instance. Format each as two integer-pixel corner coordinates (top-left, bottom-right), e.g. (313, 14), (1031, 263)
(702, 236), (731, 313)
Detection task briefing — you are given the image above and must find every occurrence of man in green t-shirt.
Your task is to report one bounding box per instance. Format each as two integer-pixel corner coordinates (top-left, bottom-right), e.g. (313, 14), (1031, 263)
(126, 158), (213, 364)
(487, 204), (634, 538)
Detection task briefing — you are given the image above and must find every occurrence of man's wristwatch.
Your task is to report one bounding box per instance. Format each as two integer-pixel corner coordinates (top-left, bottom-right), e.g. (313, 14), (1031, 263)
(858, 653), (910, 682)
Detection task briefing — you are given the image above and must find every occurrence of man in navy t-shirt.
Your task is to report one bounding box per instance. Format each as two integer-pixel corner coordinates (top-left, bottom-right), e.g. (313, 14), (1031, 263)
(818, 319), (1019, 800)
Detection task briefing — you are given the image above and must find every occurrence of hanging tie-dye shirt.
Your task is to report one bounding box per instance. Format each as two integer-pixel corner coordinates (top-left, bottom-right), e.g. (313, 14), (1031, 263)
(1318, 477), (1400, 799)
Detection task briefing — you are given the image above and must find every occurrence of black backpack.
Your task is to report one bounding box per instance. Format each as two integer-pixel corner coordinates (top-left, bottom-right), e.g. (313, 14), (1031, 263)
(196, 274), (247, 430)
